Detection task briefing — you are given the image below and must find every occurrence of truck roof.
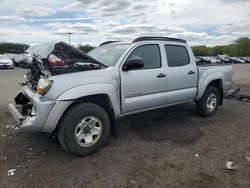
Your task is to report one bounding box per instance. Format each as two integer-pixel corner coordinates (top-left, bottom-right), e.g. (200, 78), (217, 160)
(132, 36), (186, 43)
(99, 36), (186, 46)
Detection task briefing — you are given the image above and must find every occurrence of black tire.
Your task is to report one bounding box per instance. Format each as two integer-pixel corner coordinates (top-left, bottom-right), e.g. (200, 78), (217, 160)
(195, 86), (220, 117)
(58, 103), (110, 156)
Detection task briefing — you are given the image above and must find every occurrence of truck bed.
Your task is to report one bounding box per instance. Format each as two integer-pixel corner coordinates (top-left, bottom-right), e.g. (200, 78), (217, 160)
(196, 63), (233, 99)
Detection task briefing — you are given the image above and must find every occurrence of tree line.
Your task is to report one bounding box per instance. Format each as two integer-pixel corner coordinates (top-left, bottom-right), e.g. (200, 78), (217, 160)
(0, 42), (30, 54)
(192, 37), (250, 56)
(0, 37), (249, 56)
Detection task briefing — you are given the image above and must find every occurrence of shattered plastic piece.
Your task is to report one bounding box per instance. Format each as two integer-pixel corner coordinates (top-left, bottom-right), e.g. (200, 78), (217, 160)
(7, 169), (16, 176)
(194, 153), (199, 157)
(130, 180), (136, 184)
(245, 156), (250, 162)
(3, 157), (7, 160)
(29, 147), (32, 151)
(1, 134), (7, 137)
(224, 88), (250, 102)
(226, 161), (238, 170)
(5, 124), (11, 128)
(14, 127), (19, 130)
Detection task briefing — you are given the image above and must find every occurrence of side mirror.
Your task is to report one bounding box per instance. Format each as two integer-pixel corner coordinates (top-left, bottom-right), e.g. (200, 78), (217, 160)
(122, 58), (144, 71)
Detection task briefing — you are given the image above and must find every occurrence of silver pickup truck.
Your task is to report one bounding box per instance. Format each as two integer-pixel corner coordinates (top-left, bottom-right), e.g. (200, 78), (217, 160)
(9, 36), (233, 156)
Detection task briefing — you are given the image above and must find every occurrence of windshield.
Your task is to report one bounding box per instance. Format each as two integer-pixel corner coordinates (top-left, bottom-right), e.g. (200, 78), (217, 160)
(88, 43), (129, 66)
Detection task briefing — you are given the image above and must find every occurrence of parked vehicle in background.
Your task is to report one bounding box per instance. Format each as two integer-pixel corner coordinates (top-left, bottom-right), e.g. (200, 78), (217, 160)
(208, 57), (221, 64)
(240, 57), (250, 63)
(9, 37), (233, 156)
(230, 57), (241, 64)
(196, 56), (210, 64)
(216, 55), (231, 63)
(236, 57), (246, 63)
(16, 53), (32, 68)
(0, 54), (14, 69)
(19, 58), (29, 68)
(4, 53), (19, 67)
(196, 56), (250, 64)
(195, 57), (202, 64)
(203, 56), (212, 64)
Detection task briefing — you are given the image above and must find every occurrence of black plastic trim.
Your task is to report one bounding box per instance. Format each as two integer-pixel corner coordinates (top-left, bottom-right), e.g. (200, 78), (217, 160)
(99, 41), (120, 46)
(133, 36), (186, 43)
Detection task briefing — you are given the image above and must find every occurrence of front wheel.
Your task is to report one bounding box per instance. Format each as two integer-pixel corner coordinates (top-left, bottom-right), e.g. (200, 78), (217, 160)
(58, 103), (110, 156)
(195, 86), (220, 117)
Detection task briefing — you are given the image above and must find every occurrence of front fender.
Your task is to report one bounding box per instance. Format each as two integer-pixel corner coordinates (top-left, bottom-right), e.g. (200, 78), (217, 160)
(196, 72), (225, 100)
(56, 83), (121, 118)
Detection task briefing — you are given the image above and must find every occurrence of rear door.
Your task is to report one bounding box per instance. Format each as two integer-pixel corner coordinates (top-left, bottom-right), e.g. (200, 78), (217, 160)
(120, 44), (167, 114)
(164, 44), (198, 104)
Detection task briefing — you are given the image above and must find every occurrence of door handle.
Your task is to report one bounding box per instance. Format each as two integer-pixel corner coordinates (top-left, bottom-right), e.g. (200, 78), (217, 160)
(188, 70), (195, 75)
(157, 73), (166, 78)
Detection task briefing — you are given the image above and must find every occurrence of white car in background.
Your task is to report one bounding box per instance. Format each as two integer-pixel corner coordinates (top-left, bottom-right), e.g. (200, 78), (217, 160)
(207, 57), (221, 64)
(0, 54), (14, 69)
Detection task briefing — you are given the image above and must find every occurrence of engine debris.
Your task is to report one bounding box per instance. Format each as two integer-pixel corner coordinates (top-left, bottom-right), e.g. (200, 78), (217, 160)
(224, 88), (250, 102)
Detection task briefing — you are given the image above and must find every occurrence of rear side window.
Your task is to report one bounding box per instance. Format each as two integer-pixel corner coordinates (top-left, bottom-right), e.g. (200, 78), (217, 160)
(128, 44), (161, 69)
(165, 45), (190, 67)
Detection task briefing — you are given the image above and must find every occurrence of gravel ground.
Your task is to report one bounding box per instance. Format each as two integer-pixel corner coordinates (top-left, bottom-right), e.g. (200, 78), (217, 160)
(0, 65), (250, 188)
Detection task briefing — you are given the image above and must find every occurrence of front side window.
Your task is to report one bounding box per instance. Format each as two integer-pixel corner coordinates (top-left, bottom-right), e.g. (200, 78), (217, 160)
(128, 44), (161, 69)
(165, 45), (190, 67)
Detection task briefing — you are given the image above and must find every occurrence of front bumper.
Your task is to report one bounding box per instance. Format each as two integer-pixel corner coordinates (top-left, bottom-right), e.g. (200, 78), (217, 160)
(9, 86), (56, 132)
(9, 104), (25, 125)
(0, 64), (13, 68)
(9, 86), (72, 133)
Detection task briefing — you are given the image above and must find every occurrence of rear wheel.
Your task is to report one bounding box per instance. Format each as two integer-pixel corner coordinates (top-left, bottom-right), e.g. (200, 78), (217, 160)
(196, 86), (220, 117)
(58, 103), (110, 156)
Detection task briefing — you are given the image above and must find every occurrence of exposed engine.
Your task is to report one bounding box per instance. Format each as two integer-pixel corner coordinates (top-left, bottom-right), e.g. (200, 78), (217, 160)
(23, 41), (105, 89)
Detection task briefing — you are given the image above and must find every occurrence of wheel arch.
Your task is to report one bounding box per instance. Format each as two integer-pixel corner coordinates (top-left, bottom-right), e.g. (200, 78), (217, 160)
(207, 79), (223, 105)
(53, 94), (117, 137)
(196, 72), (225, 105)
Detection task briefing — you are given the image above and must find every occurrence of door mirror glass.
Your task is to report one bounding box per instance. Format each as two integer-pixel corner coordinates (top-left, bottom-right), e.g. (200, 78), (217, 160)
(122, 58), (144, 71)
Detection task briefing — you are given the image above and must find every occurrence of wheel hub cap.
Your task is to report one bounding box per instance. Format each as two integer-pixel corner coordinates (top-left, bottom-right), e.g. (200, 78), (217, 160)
(83, 126), (91, 134)
(207, 93), (217, 112)
(74, 116), (102, 147)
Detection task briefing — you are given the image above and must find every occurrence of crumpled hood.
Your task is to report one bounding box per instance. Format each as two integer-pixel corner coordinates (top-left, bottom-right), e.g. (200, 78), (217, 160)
(43, 67), (119, 100)
(27, 41), (105, 67)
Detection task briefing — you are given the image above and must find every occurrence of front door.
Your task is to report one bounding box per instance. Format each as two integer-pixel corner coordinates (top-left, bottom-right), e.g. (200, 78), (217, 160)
(120, 44), (167, 114)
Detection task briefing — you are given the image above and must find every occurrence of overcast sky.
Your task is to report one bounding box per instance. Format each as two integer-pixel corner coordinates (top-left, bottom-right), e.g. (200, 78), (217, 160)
(0, 0), (249, 46)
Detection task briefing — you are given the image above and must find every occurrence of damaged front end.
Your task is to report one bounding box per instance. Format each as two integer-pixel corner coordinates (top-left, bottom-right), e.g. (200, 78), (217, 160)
(9, 86), (57, 131)
(9, 41), (104, 131)
(25, 41), (106, 89)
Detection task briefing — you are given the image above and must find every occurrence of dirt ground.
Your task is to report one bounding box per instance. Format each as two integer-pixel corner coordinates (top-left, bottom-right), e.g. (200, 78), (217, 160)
(0, 65), (250, 188)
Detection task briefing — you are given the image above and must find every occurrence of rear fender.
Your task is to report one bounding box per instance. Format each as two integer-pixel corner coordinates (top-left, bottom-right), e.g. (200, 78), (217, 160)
(196, 72), (225, 101)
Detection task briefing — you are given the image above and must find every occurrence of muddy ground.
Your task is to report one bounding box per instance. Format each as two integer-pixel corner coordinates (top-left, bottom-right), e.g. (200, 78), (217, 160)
(0, 64), (250, 188)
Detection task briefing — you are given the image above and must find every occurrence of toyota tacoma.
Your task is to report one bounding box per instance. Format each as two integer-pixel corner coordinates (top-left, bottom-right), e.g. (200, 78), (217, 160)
(9, 36), (233, 156)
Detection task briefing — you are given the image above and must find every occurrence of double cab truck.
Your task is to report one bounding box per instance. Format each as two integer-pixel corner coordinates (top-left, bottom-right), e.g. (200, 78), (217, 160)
(9, 36), (233, 156)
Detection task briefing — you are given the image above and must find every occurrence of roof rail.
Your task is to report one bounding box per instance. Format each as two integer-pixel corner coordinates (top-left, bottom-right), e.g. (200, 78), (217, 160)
(99, 41), (120, 46)
(132, 36), (186, 43)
